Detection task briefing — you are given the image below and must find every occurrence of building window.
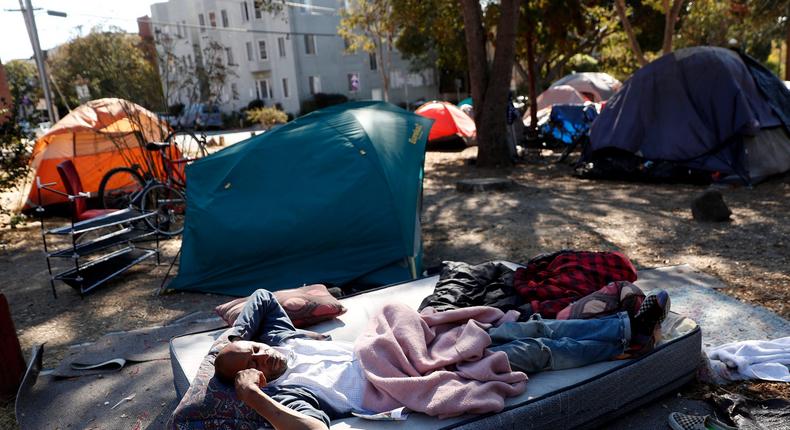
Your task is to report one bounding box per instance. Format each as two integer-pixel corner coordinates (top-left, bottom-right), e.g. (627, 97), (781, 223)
(198, 14), (205, 32)
(241, 2), (250, 21)
(221, 9), (229, 27)
(282, 78), (289, 98)
(225, 47), (234, 65)
(209, 12), (217, 27)
(308, 76), (321, 95)
(246, 41), (253, 61)
(258, 40), (268, 60)
(254, 1), (262, 19)
(278, 37), (286, 57)
(369, 52), (377, 71)
(258, 79), (272, 99)
(231, 83), (239, 100)
(304, 34), (316, 55)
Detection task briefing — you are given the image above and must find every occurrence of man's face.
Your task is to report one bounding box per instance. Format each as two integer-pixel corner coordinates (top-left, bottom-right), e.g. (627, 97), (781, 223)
(216, 340), (288, 383)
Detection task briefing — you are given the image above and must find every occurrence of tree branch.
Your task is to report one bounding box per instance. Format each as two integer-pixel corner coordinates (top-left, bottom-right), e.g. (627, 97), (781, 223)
(614, 0), (648, 66)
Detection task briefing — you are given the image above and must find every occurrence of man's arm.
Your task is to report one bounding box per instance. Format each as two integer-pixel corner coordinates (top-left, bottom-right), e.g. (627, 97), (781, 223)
(235, 369), (328, 430)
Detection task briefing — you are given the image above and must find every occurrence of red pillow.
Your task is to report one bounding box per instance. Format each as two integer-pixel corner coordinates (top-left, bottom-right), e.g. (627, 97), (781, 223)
(214, 284), (346, 328)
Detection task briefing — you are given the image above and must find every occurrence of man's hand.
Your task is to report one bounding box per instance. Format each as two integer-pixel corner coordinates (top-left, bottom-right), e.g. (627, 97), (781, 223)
(231, 368), (328, 430)
(235, 368), (267, 403)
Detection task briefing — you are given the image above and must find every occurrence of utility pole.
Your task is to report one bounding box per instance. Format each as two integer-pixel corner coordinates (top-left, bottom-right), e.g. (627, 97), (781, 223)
(18, 0), (59, 124)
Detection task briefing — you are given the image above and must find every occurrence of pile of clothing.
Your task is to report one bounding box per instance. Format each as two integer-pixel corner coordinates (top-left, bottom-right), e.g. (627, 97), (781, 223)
(420, 250), (665, 355)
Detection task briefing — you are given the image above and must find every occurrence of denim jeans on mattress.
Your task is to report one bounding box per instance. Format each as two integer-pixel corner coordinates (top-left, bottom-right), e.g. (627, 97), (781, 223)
(488, 312), (631, 374)
(230, 289), (307, 346)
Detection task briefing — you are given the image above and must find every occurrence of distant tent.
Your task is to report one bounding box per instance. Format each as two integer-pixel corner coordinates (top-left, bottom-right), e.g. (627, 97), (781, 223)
(584, 47), (790, 184)
(168, 101), (433, 296)
(20, 98), (169, 210)
(522, 85), (587, 126)
(415, 101), (476, 142)
(458, 97), (473, 107)
(551, 72), (622, 102)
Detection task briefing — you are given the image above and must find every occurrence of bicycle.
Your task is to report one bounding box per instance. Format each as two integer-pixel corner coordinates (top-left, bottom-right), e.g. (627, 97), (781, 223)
(97, 129), (208, 236)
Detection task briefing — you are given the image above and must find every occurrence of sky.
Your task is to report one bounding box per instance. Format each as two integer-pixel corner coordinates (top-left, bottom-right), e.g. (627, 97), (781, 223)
(0, 0), (162, 63)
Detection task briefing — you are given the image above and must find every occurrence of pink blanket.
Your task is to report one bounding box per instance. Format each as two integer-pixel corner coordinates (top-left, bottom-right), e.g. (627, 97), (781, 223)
(355, 304), (528, 418)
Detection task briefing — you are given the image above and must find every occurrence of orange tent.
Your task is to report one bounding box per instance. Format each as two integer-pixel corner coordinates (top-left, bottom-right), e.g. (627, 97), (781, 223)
(415, 101), (476, 142)
(20, 98), (170, 210)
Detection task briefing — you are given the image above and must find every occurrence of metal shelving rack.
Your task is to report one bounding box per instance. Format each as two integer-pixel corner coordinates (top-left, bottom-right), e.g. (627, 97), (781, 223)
(36, 180), (160, 298)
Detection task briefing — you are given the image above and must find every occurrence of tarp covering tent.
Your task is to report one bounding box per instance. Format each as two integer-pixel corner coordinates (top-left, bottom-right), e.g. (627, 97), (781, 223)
(20, 98), (169, 210)
(585, 47), (790, 184)
(168, 101), (434, 296)
(415, 101), (476, 142)
(551, 72), (622, 102)
(522, 85), (587, 126)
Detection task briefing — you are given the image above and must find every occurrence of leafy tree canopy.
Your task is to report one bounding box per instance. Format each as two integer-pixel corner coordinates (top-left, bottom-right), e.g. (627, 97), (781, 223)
(48, 26), (164, 111)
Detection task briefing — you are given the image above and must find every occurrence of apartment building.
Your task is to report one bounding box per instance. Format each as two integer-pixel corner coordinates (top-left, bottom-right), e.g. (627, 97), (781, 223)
(149, 0), (437, 114)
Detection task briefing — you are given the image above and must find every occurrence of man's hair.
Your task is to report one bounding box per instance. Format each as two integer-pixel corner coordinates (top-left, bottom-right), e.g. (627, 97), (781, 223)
(214, 342), (238, 384)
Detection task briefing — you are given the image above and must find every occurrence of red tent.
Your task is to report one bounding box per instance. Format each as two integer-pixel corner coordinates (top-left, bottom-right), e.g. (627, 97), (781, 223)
(415, 101), (476, 142)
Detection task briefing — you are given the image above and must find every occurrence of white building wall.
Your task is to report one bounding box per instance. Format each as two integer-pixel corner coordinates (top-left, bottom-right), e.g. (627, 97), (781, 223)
(150, 0), (437, 116)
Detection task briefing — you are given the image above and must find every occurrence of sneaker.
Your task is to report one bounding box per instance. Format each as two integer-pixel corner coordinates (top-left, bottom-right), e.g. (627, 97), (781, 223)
(633, 289), (670, 337)
(624, 290), (670, 357)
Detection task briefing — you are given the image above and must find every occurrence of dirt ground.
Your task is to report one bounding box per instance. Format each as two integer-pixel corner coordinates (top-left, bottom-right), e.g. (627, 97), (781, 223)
(1, 147), (788, 428)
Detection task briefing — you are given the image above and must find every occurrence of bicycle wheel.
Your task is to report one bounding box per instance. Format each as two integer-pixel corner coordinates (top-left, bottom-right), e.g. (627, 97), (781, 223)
(98, 167), (146, 209)
(166, 129), (208, 162)
(140, 184), (186, 236)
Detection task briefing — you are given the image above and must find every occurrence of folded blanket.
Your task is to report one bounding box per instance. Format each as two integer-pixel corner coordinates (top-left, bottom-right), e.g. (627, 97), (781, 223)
(355, 304), (527, 418)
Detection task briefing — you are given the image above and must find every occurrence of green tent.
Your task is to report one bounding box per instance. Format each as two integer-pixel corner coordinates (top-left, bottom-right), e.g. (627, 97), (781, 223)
(168, 101), (433, 296)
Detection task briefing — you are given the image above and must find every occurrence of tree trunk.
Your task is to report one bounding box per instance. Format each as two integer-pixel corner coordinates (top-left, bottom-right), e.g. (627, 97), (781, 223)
(460, 0), (519, 167)
(662, 0), (685, 55)
(525, 21), (538, 137)
(785, 19), (790, 80)
(614, 0), (648, 67)
(377, 40), (389, 102)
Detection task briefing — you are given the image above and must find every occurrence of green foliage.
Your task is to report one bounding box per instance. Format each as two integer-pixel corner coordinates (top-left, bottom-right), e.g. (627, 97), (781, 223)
(246, 107), (288, 129)
(0, 105), (32, 214)
(393, 0), (467, 73)
(338, 0), (396, 100)
(4, 59), (43, 124)
(338, 0), (395, 55)
(676, 0), (788, 62)
(48, 27), (164, 111)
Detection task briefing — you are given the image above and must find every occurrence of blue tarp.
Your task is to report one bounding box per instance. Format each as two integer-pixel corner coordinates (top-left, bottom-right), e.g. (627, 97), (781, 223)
(168, 102), (433, 296)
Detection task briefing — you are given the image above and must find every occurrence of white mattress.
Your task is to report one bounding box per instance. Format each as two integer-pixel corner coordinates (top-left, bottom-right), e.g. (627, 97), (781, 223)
(170, 262), (701, 429)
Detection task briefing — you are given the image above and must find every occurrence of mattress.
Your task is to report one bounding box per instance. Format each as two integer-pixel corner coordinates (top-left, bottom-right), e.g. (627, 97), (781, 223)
(169, 262), (701, 429)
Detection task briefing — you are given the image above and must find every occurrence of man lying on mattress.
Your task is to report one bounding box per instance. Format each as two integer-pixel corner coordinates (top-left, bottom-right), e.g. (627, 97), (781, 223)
(214, 288), (670, 430)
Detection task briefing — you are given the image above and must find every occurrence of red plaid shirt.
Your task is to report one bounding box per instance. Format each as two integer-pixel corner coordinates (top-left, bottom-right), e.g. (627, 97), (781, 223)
(514, 250), (638, 318)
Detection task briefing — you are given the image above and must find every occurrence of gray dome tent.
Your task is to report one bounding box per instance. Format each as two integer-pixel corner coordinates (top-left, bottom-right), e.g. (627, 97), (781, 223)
(583, 47), (790, 184)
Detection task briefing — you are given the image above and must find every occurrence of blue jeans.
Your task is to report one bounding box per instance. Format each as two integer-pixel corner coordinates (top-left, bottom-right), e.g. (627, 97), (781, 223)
(230, 289), (306, 346)
(488, 312), (631, 374)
